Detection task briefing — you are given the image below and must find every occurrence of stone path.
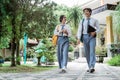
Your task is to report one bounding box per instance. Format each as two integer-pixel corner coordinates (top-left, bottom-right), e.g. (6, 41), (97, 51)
(77, 63), (120, 80)
(0, 62), (120, 80)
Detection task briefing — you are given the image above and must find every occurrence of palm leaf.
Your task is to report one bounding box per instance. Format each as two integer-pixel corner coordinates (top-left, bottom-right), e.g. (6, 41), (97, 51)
(112, 3), (120, 34)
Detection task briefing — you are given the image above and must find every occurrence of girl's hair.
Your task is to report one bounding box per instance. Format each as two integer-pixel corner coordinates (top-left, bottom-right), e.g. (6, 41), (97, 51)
(59, 15), (65, 22)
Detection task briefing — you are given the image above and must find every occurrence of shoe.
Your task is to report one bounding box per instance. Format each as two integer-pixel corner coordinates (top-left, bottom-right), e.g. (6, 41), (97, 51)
(87, 69), (89, 72)
(62, 69), (66, 73)
(59, 69), (66, 73)
(90, 69), (95, 73)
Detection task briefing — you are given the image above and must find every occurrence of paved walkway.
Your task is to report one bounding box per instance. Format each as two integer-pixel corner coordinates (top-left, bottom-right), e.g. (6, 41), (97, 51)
(0, 61), (120, 80)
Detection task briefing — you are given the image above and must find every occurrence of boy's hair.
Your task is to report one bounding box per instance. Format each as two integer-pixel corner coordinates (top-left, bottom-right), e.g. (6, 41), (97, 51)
(83, 8), (92, 15)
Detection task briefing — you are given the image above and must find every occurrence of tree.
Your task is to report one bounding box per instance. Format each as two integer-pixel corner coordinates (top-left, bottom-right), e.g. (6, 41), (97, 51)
(0, 0), (58, 66)
(0, 0), (12, 49)
(15, 0), (57, 66)
(53, 4), (71, 27)
(26, 2), (57, 39)
(112, 4), (120, 43)
(68, 6), (83, 35)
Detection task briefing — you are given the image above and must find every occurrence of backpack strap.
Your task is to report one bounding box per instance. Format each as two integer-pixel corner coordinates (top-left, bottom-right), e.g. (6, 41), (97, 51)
(56, 25), (60, 32)
(81, 19), (84, 34)
(80, 19), (84, 42)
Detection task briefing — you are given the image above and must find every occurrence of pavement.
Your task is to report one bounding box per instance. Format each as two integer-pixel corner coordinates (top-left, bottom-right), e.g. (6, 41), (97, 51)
(0, 58), (120, 80)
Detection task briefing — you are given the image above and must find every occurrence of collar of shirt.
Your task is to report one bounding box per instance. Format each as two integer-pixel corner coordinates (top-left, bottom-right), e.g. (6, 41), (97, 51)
(60, 24), (66, 26)
(85, 17), (91, 20)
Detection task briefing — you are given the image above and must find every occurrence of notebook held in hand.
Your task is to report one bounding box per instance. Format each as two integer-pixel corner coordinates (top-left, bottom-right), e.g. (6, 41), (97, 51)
(87, 25), (96, 37)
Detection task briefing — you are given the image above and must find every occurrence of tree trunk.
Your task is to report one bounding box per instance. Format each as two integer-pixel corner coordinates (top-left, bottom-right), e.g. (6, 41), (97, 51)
(37, 57), (41, 66)
(2, 49), (6, 58)
(11, 39), (16, 67)
(16, 40), (20, 65)
(11, 12), (16, 67)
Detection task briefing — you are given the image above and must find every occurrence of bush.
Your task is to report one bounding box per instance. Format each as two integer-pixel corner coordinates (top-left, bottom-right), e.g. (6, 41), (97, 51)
(69, 45), (74, 52)
(4, 57), (11, 61)
(34, 38), (56, 64)
(108, 55), (120, 66)
(96, 46), (107, 56)
(69, 37), (77, 45)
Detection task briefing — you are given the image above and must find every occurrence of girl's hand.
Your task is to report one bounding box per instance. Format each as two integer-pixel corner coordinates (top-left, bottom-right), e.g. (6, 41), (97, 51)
(62, 29), (68, 35)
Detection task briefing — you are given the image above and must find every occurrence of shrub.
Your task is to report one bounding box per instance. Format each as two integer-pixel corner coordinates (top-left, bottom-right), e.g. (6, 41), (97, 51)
(69, 45), (74, 52)
(108, 55), (120, 66)
(4, 57), (11, 61)
(34, 38), (56, 65)
(69, 37), (77, 45)
(96, 46), (107, 56)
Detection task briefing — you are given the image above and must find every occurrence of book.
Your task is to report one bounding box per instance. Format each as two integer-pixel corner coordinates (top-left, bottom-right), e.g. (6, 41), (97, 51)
(88, 25), (96, 37)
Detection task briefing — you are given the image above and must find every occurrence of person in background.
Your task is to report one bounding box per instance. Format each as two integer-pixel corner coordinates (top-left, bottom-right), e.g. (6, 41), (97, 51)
(54, 15), (71, 73)
(77, 8), (100, 73)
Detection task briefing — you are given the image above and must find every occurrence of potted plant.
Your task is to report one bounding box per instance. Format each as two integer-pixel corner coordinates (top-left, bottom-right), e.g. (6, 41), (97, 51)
(34, 40), (46, 66)
(0, 53), (4, 67)
(45, 39), (56, 65)
(34, 38), (56, 65)
(68, 45), (74, 61)
(96, 46), (107, 63)
(69, 45), (74, 52)
(110, 44), (120, 57)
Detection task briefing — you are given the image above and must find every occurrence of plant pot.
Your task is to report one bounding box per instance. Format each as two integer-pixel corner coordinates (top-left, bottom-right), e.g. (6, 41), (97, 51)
(99, 57), (104, 63)
(47, 62), (55, 65)
(96, 55), (104, 63)
(0, 59), (4, 63)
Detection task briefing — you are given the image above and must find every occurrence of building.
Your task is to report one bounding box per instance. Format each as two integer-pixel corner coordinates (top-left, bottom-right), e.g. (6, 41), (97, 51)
(79, 0), (120, 57)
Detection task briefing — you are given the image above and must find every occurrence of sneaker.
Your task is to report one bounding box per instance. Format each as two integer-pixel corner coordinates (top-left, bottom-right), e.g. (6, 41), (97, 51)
(62, 69), (66, 73)
(90, 69), (95, 73)
(59, 69), (66, 73)
(87, 69), (89, 72)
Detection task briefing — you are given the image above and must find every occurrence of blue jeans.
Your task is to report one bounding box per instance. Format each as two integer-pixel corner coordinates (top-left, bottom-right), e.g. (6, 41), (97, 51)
(83, 34), (96, 69)
(57, 36), (69, 69)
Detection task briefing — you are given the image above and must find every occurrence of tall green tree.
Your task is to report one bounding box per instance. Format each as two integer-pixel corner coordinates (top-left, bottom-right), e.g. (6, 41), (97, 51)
(0, 0), (58, 66)
(112, 4), (120, 43)
(68, 6), (83, 35)
(14, 0), (57, 66)
(0, 0), (12, 49)
(26, 1), (57, 39)
(54, 5), (69, 24)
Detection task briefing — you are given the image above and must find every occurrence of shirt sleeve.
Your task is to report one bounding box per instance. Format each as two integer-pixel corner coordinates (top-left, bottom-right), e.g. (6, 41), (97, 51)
(54, 25), (59, 35)
(95, 20), (100, 33)
(77, 21), (82, 39)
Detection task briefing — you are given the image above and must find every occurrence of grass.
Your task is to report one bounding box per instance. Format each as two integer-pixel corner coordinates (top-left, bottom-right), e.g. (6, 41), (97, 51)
(108, 55), (120, 66)
(0, 63), (57, 73)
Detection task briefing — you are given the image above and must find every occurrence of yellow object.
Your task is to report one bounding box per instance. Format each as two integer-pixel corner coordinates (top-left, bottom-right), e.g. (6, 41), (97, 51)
(52, 25), (60, 46)
(52, 35), (58, 46)
(106, 16), (114, 44)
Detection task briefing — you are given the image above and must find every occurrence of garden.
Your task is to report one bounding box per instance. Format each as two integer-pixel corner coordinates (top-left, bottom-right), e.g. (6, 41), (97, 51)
(0, 0), (82, 72)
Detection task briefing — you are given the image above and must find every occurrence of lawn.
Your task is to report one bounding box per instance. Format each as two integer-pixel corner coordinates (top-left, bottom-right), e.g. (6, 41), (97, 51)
(0, 63), (57, 73)
(108, 55), (120, 66)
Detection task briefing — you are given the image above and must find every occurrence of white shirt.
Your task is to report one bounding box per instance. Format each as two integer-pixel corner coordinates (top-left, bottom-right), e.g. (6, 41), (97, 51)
(77, 17), (100, 39)
(54, 24), (71, 37)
